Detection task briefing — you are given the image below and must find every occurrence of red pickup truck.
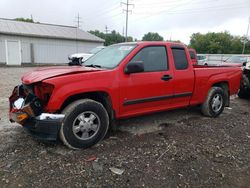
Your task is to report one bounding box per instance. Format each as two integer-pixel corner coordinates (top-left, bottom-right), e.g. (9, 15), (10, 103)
(9, 42), (242, 149)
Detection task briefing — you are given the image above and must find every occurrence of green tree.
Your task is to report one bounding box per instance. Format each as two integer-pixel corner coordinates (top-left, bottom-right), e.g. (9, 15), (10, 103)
(89, 30), (133, 46)
(15, 17), (34, 23)
(142, 32), (164, 41)
(189, 31), (250, 54)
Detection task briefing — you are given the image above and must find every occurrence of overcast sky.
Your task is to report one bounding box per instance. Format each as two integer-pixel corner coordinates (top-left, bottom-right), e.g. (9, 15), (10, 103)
(0, 0), (249, 44)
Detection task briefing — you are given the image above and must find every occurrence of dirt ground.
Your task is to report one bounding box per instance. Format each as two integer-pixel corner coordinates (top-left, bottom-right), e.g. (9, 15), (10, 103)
(0, 67), (250, 188)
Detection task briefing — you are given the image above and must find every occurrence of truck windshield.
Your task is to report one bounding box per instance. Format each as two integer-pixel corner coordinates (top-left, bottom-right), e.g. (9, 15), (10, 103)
(84, 44), (136, 69)
(89, 47), (105, 54)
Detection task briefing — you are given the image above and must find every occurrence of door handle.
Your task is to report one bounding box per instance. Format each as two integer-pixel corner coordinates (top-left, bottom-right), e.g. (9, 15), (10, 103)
(161, 75), (172, 81)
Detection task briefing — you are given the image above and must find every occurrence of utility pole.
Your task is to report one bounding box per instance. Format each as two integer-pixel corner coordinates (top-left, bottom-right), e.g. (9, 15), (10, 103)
(242, 17), (250, 54)
(75, 13), (82, 28)
(104, 25), (110, 34)
(74, 13), (82, 53)
(104, 25), (110, 46)
(121, 0), (134, 42)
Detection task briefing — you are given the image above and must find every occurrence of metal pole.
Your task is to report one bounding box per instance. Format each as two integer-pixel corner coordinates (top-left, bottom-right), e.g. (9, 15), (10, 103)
(242, 17), (250, 54)
(125, 0), (128, 42)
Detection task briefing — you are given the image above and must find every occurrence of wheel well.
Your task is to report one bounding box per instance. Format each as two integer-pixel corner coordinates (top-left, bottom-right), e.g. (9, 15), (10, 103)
(60, 91), (115, 120)
(212, 82), (229, 106)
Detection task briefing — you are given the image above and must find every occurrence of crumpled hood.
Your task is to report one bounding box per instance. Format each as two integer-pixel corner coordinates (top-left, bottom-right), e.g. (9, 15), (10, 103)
(22, 66), (101, 84)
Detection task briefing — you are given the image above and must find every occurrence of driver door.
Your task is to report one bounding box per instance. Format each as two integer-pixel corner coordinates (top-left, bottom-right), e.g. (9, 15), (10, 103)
(119, 45), (174, 117)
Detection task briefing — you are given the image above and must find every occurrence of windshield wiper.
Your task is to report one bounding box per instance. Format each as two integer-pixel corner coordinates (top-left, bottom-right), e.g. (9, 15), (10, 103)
(85, 64), (102, 68)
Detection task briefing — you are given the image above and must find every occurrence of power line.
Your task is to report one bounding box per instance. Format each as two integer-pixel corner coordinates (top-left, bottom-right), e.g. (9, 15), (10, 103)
(83, 4), (120, 20)
(132, 1), (249, 21)
(132, 0), (193, 22)
(134, 4), (249, 16)
(166, 4), (249, 15)
(133, 0), (216, 12)
(121, 0), (134, 42)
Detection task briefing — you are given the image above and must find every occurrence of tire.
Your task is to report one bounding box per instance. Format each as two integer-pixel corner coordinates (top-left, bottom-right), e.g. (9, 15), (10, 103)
(201, 87), (226, 117)
(60, 99), (109, 149)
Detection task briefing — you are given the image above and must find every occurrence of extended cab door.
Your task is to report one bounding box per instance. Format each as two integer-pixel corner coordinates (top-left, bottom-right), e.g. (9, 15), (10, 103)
(119, 45), (174, 118)
(170, 46), (195, 107)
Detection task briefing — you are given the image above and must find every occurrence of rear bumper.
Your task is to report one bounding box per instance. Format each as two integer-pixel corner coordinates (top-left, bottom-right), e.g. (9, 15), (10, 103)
(24, 118), (62, 141)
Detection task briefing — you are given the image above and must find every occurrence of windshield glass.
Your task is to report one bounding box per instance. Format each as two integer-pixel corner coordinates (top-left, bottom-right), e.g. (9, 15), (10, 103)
(226, 56), (247, 64)
(84, 44), (136, 69)
(89, 47), (104, 54)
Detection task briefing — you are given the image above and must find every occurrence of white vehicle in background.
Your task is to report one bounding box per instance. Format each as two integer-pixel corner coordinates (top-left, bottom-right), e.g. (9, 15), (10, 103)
(68, 46), (105, 66)
(197, 54), (209, 65)
(197, 54), (222, 66)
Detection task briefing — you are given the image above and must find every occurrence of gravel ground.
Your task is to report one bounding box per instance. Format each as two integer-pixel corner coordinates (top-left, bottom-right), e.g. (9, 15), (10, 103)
(0, 67), (250, 188)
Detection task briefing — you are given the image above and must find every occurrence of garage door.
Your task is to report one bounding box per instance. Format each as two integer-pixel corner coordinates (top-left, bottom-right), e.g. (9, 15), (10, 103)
(6, 40), (21, 65)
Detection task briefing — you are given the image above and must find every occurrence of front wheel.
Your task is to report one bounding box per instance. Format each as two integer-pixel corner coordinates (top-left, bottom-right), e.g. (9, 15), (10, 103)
(201, 87), (226, 117)
(60, 99), (109, 149)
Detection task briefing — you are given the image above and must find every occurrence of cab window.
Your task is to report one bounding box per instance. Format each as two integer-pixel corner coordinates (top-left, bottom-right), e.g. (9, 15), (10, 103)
(129, 46), (168, 72)
(172, 48), (189, 70)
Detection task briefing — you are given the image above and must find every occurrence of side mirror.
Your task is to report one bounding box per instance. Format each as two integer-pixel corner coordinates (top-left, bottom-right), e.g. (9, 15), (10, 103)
(124, 61), (144, 74)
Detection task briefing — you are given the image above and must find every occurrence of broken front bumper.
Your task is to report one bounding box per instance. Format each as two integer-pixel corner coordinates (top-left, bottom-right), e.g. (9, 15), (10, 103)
(9, 85), (64, 141)
(241, 74), (250, 92)
(24, 117), (63, 141)
(9, 112), (65, 141)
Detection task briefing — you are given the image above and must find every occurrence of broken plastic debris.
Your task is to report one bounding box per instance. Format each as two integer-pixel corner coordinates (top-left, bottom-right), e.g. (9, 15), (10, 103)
(109, 167), (125, 175)
(178, 173), (183, 177)
(226, 107), (232, 110)
(35, 113), (65, 120)
(84, 156), (97, 162)
(14, 98), (25, 109)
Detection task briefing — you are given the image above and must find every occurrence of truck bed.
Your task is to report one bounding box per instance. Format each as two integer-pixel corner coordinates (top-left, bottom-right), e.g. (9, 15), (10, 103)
(190, 65), (242, 105)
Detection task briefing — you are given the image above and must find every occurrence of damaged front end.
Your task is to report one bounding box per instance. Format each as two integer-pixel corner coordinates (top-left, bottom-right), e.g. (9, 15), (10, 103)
(240, 62), (250, 95)
(9, 83), (64, 140)
(242, 63), (250, 90)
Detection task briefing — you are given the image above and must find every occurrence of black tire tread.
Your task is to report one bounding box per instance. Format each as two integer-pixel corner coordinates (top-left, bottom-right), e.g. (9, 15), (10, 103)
(60, 99), (109, 149)
(201, 87), (225, 117)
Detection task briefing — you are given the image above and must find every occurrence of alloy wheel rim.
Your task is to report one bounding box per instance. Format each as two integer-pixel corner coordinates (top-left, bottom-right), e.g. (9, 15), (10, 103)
(72, 111), (100, 140)
(211, 94), (223, 113)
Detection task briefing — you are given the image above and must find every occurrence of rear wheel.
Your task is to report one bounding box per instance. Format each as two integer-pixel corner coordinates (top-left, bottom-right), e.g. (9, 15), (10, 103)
(60, 99), (109, 149)
(201, 87), (226, 117)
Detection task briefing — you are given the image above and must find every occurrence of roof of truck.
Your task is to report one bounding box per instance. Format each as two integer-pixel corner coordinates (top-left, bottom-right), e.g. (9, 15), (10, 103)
(114, 41), (185, 46)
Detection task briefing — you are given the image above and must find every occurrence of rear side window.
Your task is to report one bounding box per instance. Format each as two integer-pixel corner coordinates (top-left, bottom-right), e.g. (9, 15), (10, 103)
(130, 46), (168, 72)
(189, 51), (196, 60)
(172, 48), (189, 70)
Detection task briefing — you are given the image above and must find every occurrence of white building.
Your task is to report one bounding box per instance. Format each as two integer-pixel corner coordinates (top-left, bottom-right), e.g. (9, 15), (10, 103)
(0, 18), (104, 65)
